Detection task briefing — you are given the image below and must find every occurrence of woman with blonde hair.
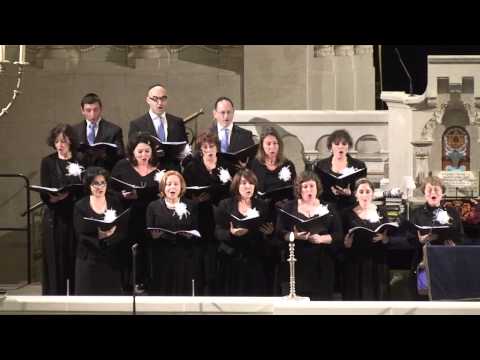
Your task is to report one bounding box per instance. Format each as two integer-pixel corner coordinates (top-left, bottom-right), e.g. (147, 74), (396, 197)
(146, 170), (202, 295)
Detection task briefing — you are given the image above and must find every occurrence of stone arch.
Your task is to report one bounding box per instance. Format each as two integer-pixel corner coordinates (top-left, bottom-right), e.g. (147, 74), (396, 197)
(283, 134), (306, 173)
(315, 135), (330, 156)
(355, 134), (381, 154)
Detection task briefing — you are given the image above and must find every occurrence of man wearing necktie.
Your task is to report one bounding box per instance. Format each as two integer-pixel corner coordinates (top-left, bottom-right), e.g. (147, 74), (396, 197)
(128, 84), (187, 171)
(72, 93), (125, 172)
(210, 96), (254, 171)
(87, 122), (97, 145)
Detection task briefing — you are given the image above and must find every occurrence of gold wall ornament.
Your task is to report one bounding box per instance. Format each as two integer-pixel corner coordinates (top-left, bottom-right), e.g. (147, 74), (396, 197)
(0, 45), (29, 118)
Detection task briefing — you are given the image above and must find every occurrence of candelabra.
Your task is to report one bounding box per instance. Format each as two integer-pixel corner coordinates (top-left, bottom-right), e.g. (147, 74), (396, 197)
(285, 232), (308, 300)
(0, 45), (29, 118)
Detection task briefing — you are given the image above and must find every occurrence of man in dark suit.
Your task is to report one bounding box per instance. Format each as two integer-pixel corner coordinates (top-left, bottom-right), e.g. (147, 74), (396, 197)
(128, 84), (187, 171)
(209, 96), (254, 168)
(72, 93), (125, 172)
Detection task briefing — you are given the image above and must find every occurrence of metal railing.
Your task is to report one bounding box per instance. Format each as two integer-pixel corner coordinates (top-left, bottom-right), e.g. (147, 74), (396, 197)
(0, 173), (32, 286)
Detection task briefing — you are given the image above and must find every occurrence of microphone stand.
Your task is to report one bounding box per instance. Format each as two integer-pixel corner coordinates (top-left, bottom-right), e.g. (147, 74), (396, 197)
(394, 47), (414, 97)
(132, 243), (138, 315)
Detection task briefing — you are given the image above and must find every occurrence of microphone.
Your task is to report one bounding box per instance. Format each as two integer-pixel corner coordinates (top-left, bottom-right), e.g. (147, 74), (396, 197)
(131, 243), (139, 315)
(394, 47), (414, 97)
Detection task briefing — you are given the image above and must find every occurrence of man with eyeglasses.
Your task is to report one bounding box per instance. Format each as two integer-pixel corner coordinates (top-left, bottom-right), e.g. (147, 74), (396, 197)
(128, 84), (187, 171)
(72, 93), (125, 172)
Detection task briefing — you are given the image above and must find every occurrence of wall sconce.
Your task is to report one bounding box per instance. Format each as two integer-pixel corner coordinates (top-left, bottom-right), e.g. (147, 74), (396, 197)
(0, 45), (29, 118)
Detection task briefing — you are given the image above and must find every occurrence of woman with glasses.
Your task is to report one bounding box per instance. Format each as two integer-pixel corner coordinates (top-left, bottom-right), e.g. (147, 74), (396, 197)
(40, 124), (83, 295)
(73, 167), (128, 295)
(111, 132), (165, 293)
(182, 131), (235, 295)
(407, 176), (464, 299)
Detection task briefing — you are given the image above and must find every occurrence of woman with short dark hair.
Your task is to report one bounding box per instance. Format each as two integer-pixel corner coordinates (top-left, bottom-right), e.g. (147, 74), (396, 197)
(40, 123), (83, 295)
(73, 166), (127, 295)
(313, 129), (367, 299)
(314, 129), (367, 211)
(182, 131), (235, 295)
(214, 169), (273, 296)
(275, 171), (343, 300)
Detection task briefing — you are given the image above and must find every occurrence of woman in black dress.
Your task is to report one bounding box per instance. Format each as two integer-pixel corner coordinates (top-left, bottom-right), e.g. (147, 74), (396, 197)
(408, 176), (464, 299)
(275, 171), (343, 300)
(73, 167), (127, 295)
(111, 132), (164, 293)
(313, 129), (367, 298)
(250, 127), (297, 295)
(146, 171), (202, 295)
(182, 131), (234, 295)
(342, 178), (390, 300)
(40, 124), (83, 295)
(313, 129), (367, 211)
(214, 169), (273, 296)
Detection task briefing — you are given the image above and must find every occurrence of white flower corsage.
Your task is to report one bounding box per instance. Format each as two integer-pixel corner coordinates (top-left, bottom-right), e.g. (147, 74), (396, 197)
(278, 165), (292, 182)
(103, 209), (117, 223)
(154, 169), (166, 183)
(340, 166), (357, 176)
(66, 162), (84, 177)
(244, 207), (260, 220)
(312, 204), (330, 217)
(218, 167), (232, 184)
(174, 201), (190, 220)
(435, 209), (451, 225)
(180, 144), (192, 159)
(365, 204), (382, 223)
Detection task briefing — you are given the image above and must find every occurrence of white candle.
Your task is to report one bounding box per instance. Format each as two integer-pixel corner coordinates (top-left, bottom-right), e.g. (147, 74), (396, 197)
(0, 45), (5, 62)
(18, 45), (26, 63)
(289, 231), (295, 242)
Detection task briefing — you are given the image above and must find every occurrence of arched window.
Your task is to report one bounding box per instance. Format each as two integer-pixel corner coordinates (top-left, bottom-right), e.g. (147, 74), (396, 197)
(442, 126), (470, 171)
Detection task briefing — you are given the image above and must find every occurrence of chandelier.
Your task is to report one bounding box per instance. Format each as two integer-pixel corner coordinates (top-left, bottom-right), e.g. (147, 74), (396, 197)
(0, 45), (28, 118)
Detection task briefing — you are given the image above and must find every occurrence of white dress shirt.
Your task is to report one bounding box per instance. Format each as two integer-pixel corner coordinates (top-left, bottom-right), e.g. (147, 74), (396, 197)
(85, 118), (102, 138)
(217, 122), (233, 147)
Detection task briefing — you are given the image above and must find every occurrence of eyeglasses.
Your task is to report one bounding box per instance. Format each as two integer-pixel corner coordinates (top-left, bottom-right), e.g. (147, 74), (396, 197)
(149, 96), (168, 103)
(91, 181), (107, 188)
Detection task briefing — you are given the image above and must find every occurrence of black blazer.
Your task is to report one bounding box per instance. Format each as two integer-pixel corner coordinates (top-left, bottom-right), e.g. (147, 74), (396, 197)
(128, 112), (187, 143)
(314, 154), (367, 211)
(208, 122), (254, 153)
(72, 118), (125, 171)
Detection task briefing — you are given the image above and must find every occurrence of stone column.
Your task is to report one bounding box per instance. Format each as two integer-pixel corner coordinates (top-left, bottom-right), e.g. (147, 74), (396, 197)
(127, 45), (169, 68)
(35, 45), (80, 71)
(381, 92), (416, 188)
(334, 45), (355, 110)
(243, 45), (308, 109)
(354, 45), (375, 110)
(308, 45), (335, 109)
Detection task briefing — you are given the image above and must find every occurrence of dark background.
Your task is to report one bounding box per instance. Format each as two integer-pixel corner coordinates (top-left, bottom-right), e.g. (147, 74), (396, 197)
(375, 45), (480, 109)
